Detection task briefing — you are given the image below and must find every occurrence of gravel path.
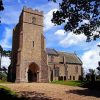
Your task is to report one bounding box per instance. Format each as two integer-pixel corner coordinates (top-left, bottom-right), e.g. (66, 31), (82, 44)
(0, 83), (100, 100)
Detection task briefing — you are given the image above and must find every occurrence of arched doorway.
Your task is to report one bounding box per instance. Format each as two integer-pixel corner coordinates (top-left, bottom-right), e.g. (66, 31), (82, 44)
(28, 62), (39, 82)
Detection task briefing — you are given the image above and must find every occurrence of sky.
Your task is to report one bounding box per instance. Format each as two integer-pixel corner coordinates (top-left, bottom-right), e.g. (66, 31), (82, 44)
(0, 0), (100, 73)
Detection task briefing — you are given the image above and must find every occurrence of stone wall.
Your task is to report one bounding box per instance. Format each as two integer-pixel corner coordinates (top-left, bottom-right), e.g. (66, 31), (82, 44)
(47, 55), (82, 81)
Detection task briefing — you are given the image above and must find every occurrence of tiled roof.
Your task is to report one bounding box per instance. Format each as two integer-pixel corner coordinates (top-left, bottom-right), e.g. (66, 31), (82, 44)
(46, 48), (58, 56)
(58, 52), (82, 65)
(46, 48), (82, 65)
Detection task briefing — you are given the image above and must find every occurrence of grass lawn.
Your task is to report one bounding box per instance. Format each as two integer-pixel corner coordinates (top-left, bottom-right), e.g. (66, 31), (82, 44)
(52, 80), (84, 86)
(0, 80), (11, 83)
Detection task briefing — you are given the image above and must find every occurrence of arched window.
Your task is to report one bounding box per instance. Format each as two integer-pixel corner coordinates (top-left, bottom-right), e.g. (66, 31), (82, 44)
(54, 67), (59, 77)
(64, 76), (66, 80)
(73, 76), (75, 80)
(70, 76), (71, 80)
(32, 17), (36, 24)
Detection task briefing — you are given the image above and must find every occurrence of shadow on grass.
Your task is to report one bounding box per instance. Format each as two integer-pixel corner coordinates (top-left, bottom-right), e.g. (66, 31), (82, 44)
(65, 88), (100, 98)
(0, 88), (25, 100)
(0, 88), (61, 100)
(81, 81), (100, 90)
(0, 88), (27, 100)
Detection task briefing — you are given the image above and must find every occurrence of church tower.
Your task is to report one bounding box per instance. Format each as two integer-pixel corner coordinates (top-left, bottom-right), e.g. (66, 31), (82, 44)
(10, 7), (48, 82)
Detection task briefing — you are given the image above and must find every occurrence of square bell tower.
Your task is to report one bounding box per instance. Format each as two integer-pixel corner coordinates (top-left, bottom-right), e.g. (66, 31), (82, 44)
(10, 7), (48, 83)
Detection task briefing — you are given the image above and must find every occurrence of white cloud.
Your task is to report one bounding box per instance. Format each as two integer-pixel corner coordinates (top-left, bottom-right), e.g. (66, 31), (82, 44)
(1, 6), (20, 25)
(0, 28), (12, 49)
(59, 32), (86, 47)
(35, 1), (59, 13)
(1, 56), (11, 69)
(44, 9), (57, 31)
(78, 20), (89, 28)
(81, 47), (100, 72)
(1, 11), (20, 25)
(54, 30), (66, 36)
(82, 20), (89, 24)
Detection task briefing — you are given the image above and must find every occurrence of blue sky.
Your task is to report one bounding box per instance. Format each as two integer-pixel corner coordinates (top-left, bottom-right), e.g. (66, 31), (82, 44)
(0, 0), (100, 72)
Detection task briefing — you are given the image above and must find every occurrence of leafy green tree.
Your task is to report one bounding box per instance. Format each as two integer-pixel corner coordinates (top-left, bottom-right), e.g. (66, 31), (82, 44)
(86, 73), (91, 81)
(89, 69), (96, 82)
(50, 0), (100, 42)
(0, 0), (4, 23)
(0, 0), (4, 11)
(0, 45), (3, 69)
(97, 66), (100, 75)
(2, 50), (11, 56)
(97, 67), (100, 71)
(85, 69), (96, 82)
(0, 45), (3, 56)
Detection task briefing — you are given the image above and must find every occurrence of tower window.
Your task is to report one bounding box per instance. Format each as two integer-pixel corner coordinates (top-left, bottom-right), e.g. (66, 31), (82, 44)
(32, 17), (36, 24)
(33, 41), (34, 47)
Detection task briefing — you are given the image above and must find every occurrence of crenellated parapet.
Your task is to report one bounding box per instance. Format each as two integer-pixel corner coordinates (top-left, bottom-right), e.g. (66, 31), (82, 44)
(23, 6), (43, 16)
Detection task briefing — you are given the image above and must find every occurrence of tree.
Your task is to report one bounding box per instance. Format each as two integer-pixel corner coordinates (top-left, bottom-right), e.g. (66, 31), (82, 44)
(97, 67), (100, 71)
(89, 69), (96, 82)
(0, 0), (4, 11)
(0, 45), (3, 56)
(2, 50), (11, 57)
(50, 0), (100, 42)
(0, 45), (3, 69)
(97, 66), (100, 76)
(0, 0), (4, 23)
(86, 73), (91, 81)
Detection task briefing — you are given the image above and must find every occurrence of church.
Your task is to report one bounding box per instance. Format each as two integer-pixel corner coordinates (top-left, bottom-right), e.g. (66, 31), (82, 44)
(8, 7), (82, 83)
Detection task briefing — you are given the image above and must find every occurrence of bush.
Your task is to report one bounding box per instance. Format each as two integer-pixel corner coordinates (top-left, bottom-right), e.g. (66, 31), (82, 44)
(78, 75), (84, 81)
(0, 72), (7, 81)
(81, 81), (100, 90)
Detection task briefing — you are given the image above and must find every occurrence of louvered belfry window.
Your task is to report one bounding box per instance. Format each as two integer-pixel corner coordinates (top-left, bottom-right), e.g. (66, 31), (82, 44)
(33, 41), (34, 47)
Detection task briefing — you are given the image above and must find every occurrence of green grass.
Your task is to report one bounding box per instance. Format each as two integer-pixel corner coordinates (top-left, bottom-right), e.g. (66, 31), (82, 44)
(52, 80), (84, 86)
(0, 80), (11, 83)
(0, 80), (7, 83)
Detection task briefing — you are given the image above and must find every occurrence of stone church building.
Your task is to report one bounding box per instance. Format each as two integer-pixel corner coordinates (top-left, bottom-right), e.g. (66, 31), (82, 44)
(8, 7), (82, 83)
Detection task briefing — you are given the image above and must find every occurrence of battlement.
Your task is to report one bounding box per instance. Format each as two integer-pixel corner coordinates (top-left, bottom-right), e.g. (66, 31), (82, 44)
(23, 6), (43, 16)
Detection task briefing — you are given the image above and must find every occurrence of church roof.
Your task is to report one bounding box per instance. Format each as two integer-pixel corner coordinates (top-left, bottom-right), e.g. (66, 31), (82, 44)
(58, 52), (82, 65)
(46, 48), (82, 65)
(46, 48), (58, 56)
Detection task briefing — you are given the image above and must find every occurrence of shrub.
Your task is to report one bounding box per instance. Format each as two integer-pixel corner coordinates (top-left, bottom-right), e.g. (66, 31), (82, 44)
(0, 72), (7, 81)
